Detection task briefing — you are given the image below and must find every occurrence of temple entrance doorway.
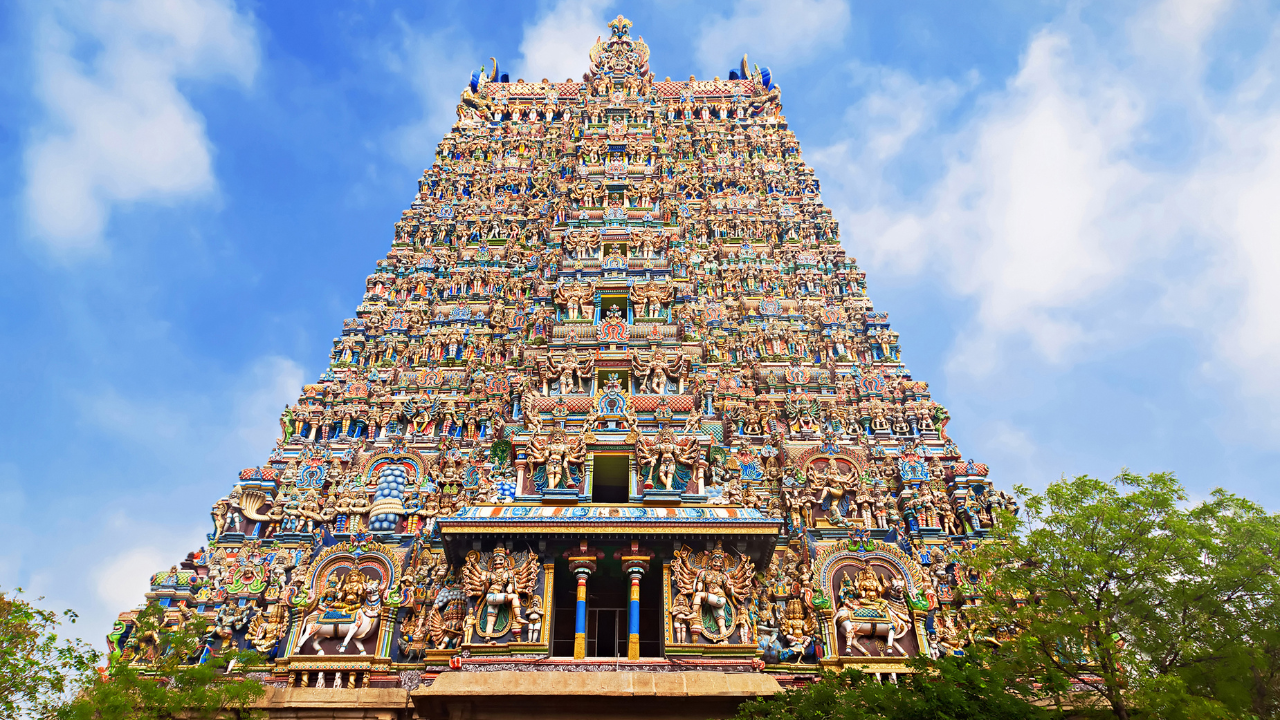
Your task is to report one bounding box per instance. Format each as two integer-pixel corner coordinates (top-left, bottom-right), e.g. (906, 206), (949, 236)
(549, 546), (664, 658)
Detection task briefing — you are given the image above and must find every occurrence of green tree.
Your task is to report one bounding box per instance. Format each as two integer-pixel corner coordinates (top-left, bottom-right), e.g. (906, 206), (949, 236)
(967, 471), (1280, 720)
(733, 651), (1055, 720)
(0, 589), (266, 720)
(58, 602), (266, 720)
(0, 588), (98, 720)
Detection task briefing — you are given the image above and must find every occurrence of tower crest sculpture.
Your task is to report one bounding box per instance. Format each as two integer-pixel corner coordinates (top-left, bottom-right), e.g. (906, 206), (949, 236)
(111, 16), (1019, 717)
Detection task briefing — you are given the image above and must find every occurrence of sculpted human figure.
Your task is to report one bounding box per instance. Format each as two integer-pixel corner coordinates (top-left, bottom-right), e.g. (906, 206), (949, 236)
(526, 427), (586, 489)
(670, 594), (695, 644)
(636, 427), (700, 491)
(630, 346), (685, 394)
(544, 347), (594, 394)
(671, 543), (754, 643)
(461, 547), (539, 642)
(294, 570), (384, 655)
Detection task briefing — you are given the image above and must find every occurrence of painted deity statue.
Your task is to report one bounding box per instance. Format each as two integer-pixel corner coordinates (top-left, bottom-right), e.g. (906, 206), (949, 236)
(671, 542), (755, 643)
(526, 427), (586, 490)
(461, 546), (540, 642)
(630, 346), (686, 395)
(636, 426), (701, 491)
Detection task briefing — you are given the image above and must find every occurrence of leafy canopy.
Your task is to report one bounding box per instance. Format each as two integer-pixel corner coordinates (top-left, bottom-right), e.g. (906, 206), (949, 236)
(966, 471), (1280, 720)
(733, 651), (1054, 720)
(0, 590), (265, 720)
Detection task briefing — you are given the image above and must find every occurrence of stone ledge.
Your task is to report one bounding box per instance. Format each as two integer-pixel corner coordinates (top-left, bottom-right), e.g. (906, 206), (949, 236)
(414, 671), (781, 698)
(257, 687), (412, 709)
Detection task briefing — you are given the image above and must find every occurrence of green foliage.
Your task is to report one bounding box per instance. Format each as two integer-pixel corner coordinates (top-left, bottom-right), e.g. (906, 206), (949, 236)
(56, 602), (267, 720)
(0, 588), (99, 720)
(966, 471), (1280, 720)
(0, 591), (265, 720)
(733, 651), (1055, 720)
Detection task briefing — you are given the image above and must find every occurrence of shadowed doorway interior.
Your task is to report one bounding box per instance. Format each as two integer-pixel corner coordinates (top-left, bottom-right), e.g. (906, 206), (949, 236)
(592, 453), (630, 503)
(550, 547), (663, 658)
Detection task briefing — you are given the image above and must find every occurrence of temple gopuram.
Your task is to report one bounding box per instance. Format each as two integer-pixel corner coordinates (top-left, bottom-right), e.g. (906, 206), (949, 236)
(110, 16), (1018, 720)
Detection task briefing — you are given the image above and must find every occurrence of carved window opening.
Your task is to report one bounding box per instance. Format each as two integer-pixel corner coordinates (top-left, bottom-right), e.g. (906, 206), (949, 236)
(592, 453), (631, 503)
(598, 294), (630, 323)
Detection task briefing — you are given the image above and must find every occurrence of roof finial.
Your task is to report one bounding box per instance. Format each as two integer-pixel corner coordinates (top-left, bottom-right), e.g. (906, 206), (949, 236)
(608, 14), (632, 39)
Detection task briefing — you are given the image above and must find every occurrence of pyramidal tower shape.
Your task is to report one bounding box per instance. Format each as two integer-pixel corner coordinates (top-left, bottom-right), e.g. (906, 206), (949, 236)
(113, 16), (1014, 717)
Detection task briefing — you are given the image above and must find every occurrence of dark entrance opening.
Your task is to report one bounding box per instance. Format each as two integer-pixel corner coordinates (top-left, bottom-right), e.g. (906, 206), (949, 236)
(551, 554), (578, 658)
(592, 454), (630, 503)
(550, 546), (664, 658)
(636, 561), (663, 658)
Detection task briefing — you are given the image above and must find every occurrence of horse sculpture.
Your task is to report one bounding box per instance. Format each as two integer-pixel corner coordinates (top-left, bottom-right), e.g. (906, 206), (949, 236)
(833, 571), (912, 656)
(294, 578), (383, 655)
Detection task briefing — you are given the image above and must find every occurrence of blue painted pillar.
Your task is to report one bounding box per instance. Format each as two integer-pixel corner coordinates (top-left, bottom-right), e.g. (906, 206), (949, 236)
(574, 571), (589, 659)
(614, 541), (653, 661)
(627, 571), (642, 659)
(563, 541), (602, 660)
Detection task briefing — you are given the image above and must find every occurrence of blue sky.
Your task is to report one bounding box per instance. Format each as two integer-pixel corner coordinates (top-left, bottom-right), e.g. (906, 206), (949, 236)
(2, 0), (1279, 647)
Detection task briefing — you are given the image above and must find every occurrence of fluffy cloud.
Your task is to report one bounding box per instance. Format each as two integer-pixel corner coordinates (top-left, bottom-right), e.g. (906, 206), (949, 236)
(389, 0), (612, 165)
(695, 0), (850, 77)
(516, 0), (614, 83)
(24, 0), (258, 254)
(813, 2), (1280, 396)
(385, 17), (478, 164)
(79, 354), (304, 464)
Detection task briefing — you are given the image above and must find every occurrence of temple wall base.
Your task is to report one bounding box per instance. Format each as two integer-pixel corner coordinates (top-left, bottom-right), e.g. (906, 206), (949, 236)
(412, 671), (781, 720)
(254, 671), (781, 720)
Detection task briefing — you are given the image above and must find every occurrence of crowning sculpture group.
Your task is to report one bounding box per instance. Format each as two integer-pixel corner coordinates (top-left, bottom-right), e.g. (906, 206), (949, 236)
(111, 16), (1018, 691)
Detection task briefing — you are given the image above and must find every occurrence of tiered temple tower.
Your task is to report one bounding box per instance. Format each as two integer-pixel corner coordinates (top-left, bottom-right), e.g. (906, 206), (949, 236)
(111, 16), (1017, 719)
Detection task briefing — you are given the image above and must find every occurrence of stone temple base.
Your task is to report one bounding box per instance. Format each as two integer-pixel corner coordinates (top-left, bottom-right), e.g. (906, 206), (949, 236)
(255, 671), (782, 720)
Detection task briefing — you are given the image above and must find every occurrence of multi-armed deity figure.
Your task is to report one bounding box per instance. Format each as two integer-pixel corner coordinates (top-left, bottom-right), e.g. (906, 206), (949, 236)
(671, 542), (755, 643)
(554, 280), (596, 321)
(630, 346), (685, 394)
(832, 567), (914, 657)
(636, 426), (701, 491)
(293, 569), (385, 655)
(543, 346), (595, 394)
(629, 279), (674, 318)
(526, 427), (586, 490)
(461, 546), (539, 643)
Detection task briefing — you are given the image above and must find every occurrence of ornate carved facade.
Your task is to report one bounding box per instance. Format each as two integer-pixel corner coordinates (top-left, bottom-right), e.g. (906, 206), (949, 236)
(112, 16), (1017, 718)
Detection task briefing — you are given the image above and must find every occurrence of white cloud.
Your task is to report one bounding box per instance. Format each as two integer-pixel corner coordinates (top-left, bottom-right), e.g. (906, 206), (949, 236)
(78, 354), (303, 462)
(227, 355), (307, 457)
(813, 5), (1280, 398)
(1132, 0), (1232, 66)
(818, 32), (1153, 372)
(516, 0), (613, 83)
(695, 0), (850, 78)
(1201, 96), (1280, 391)
(388, 0), (611, 164)
(24, 0), (259, 254)
(94, 545), (168, 613)
(384, 18), (477, 165)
